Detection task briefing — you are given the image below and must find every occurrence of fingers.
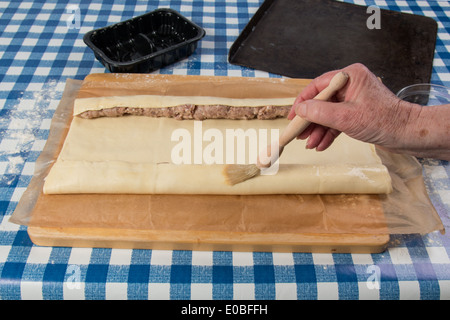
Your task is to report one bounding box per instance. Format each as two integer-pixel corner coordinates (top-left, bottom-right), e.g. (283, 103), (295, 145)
(287, 106), (297, 120)
(294, 99), (348, 131)
(292, 98), (346, 151)
(297, 122), (315, 140)
(288, 63), (375, 150)
(299, 124), (341, 151)
(314, 128), (341, 151)
(295, 70), (344, 103)
(288, 69), (344, 120)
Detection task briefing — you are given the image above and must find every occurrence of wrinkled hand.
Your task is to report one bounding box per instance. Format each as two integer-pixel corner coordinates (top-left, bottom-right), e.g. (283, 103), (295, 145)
(288, 63), (450, 161)
(288, 63), (413, 152)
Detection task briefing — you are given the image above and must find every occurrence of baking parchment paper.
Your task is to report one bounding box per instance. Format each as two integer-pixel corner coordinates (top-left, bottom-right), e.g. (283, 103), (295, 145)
(10, 76), (444, 236)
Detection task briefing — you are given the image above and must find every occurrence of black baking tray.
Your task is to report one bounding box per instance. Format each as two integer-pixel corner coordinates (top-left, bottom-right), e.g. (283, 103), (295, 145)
(229, 0), (437, 93)
(84, 8), (205, 73)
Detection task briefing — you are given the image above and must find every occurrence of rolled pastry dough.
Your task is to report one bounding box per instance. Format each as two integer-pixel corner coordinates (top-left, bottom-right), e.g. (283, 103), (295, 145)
(43, 110), (393, 195)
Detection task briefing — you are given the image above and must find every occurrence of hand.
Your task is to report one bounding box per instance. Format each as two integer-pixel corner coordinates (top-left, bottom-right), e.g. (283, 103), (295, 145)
(288, 63), (450, 160)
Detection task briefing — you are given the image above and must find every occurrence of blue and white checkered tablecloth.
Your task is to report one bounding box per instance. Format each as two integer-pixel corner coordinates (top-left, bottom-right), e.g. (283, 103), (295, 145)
(0, 0), (450, 301)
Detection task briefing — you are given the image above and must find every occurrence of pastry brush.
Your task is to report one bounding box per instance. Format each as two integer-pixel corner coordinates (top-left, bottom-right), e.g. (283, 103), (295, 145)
(223, 71), (349, 186)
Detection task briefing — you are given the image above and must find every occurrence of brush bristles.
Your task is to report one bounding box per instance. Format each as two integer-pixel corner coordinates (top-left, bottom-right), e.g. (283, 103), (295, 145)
(223, 164), (260, 186)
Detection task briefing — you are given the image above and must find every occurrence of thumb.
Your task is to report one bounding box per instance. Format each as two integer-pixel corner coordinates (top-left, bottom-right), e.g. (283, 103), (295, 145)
(294, 99), (347, 131)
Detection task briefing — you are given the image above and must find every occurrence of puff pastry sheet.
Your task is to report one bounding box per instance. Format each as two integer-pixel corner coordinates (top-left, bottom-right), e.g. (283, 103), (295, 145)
(43, 108), (393, 195)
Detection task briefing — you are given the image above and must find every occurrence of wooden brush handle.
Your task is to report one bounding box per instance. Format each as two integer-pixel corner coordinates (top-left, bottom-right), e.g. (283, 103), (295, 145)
(278, 71), (349, 147)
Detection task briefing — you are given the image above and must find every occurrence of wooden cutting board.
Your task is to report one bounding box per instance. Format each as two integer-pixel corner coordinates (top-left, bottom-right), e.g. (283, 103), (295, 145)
(28, 226), (390, 253)
(28, 193), (390, 253)
(26, 74), (390, 253)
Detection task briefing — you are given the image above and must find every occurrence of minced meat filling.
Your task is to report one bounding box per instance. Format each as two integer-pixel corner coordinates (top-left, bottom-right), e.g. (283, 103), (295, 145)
(78, 105), (291, 120)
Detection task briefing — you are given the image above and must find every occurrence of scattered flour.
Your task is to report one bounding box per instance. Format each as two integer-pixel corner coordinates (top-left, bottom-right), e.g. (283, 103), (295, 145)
(1, 79), (63, 178)
(6, 156), (24, 174)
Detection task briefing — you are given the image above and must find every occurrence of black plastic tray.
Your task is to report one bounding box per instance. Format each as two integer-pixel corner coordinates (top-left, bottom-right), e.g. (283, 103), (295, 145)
(84, 8), (205, 73)
(229, 0), (437, 93)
